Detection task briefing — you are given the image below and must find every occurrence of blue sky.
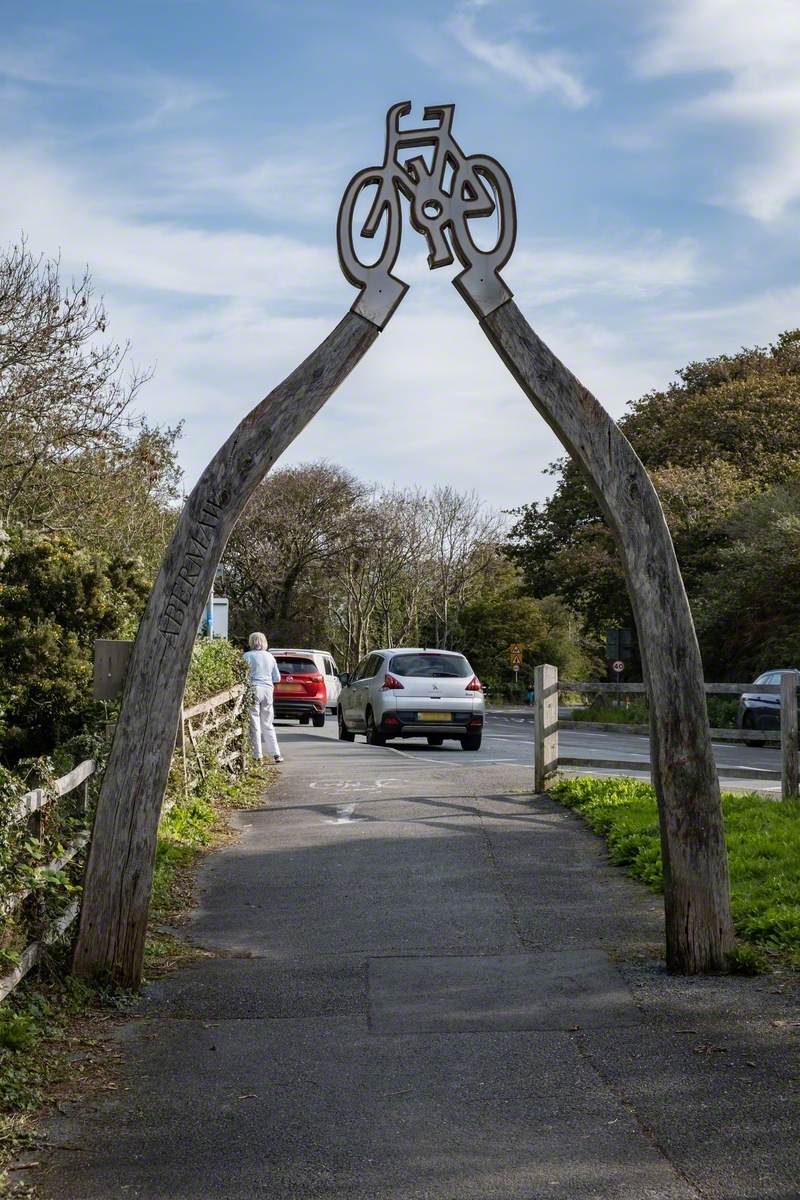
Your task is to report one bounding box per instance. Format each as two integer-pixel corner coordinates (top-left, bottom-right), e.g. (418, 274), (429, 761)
(3, 0), (800, 508)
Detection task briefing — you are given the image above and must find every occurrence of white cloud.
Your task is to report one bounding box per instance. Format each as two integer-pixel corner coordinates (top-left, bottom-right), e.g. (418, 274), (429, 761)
(0, 146), (344, 306)
(0, 29), (219, 130)
(638, 0), (800, 221)
(149, 139), (346, 223)
(448, 2), (590, 109)
(511, 234), (700, 304)
(0, 116), (766, 512)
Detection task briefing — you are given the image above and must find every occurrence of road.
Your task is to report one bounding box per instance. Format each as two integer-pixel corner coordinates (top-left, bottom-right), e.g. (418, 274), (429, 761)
(35, 717), (799, 1199)
(386, 708), (783, 794)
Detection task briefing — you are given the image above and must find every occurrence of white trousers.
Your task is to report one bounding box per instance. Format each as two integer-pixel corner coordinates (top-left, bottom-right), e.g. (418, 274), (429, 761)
(250, 685), (281, 759)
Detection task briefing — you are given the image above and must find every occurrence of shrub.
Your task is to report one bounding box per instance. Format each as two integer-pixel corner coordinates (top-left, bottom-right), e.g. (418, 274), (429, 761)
(0, 533), (148, 763)
(183, 639), (247, 707)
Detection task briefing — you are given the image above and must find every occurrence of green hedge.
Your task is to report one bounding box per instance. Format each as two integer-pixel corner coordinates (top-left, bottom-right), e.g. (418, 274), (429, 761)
(183, 639), (247, 706)
(570, 696), (740, 728)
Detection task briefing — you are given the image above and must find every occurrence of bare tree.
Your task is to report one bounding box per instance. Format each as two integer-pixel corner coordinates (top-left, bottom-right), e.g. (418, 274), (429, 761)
(0, 239), (152, 531)
(222, 461), (367, 643)
(424, 486), (505, 647)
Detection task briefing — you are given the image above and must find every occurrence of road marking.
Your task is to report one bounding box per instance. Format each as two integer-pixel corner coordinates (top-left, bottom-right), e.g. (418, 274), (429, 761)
(326, 802), (364, 825)
(309, 778), (400, 792)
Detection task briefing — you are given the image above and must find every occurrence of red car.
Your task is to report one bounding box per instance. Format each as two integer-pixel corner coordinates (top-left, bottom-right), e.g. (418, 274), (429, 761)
(272, 652), (328, 727)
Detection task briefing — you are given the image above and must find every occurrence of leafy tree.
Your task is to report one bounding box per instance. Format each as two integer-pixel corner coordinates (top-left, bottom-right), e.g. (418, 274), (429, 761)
(623, 330), (800, 481)
(452, 556), (591, 691)
(222, 461), (367, 647)
(695, 480), (800, 678)
(507, 330), (800, 675)
(0, 533), (149, 762)
(0, 239), (181, 570)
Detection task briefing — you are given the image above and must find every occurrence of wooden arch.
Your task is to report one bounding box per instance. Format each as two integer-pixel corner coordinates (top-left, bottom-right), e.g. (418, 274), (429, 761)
(74, 105), (734, 986)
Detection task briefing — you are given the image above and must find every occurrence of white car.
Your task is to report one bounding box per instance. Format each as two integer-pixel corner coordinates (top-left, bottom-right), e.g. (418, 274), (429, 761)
(337, 648), (484, 750)
(271, 648), (342, 725)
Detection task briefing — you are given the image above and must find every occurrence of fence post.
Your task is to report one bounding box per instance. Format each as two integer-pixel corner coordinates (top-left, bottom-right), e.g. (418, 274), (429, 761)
(781, 672), (798, 801)
(534, 664), (559, 792)
(178, 705), (189, 801)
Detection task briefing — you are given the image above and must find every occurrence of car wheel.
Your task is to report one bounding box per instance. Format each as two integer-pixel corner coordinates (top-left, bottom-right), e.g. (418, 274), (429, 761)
(299, 716), (310, 726)
(742, 711), (765, 748)
(426, 735), (444, 747)
(461, 732), (482, 752)
(312, 712), (325, 728)
(338, 709), (355, 742)
(365, 709), (386, 747)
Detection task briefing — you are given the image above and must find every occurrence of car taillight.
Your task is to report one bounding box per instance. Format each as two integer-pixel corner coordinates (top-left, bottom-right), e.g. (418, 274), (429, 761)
(309, 673), (323, 682)
(382, 673), (404, 690)
(465, 676), (482, 692)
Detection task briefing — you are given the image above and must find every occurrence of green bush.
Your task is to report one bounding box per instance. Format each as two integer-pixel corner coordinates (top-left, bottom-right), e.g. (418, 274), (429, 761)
(183, 639), (247, 707)
(571, 700), (649, 724)
(0, 532), (149, 763)
(552, 777), (800, 965)
(706, 696), (739, 729)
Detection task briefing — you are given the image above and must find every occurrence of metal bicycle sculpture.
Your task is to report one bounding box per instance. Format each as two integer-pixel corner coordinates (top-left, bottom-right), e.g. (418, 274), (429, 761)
(75, 102), (734, 988)
(338, 102), (516, 325)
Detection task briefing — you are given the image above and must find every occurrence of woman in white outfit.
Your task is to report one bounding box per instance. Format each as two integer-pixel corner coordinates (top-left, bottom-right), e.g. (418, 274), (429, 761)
(244, 632), (283, 764)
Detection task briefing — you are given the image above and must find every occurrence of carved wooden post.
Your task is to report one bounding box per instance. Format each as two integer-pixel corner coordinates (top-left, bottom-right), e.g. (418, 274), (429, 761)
(335, 100), (734, 971)
(480, 306), (734, 971)
(534, 664), (559, 793)
(73, 313), (384, 986)
(781, 672), (798, 801)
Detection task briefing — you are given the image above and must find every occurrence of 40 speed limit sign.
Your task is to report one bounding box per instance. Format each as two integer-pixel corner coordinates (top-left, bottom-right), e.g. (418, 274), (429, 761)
(612, 660), (625, 673)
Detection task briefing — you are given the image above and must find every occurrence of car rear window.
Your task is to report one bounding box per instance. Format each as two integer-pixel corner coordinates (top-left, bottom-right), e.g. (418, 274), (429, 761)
(389, 653), (471, 678)
(276, 657), (317, 675)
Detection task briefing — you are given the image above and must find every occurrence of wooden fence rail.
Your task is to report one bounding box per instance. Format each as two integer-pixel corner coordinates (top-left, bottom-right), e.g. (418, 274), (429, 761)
(534, 669), (795, 797)
(1, 681), (249, 1004)
(176, 684), (246, 802)
(0, 760), (95, 1002)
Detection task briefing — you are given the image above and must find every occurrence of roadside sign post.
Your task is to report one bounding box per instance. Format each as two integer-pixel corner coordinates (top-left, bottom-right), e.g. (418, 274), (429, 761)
(612, 659), (624, 707)
(508, 642), (523, 696)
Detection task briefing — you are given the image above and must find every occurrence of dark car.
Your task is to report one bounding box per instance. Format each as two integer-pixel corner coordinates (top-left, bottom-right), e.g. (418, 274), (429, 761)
(737, 669), (799, 739)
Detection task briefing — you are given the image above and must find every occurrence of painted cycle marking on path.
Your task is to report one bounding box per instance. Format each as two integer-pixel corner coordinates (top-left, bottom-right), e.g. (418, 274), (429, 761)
(309, 778), (401, 792)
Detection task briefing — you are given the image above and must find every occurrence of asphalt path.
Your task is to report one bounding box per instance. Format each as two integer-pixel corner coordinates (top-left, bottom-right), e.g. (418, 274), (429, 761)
(35, 718), (799, 1199)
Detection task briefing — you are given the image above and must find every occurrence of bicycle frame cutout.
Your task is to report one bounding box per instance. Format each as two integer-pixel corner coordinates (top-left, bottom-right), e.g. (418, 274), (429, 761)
(338, 101), (517, 327)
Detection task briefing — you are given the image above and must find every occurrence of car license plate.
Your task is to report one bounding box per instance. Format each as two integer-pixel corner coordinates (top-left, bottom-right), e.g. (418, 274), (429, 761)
(281, 684), (304, 693)
(420, 711), (449, 721)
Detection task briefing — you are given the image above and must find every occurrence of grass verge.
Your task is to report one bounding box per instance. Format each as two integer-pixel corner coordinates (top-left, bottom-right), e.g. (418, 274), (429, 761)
(144, 763), (273, 975)
(0, 762), (274, 1193)
(570, 696), (740, 728)
(551, 776), (800, 970)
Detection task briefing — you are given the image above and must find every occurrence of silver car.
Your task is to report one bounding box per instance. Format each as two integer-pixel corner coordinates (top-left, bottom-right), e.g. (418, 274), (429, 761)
(337, 648), (485, 750)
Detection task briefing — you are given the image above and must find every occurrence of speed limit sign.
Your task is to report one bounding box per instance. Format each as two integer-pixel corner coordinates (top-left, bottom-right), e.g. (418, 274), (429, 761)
(612, 660), (624, 673)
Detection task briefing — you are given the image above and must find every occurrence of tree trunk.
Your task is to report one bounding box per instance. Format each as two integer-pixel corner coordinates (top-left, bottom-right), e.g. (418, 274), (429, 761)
(481, 300), (735, 973)
(73, 312), (380, 987)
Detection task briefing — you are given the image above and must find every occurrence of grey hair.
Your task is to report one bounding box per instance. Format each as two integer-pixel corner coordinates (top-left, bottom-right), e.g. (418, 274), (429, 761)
(248, 632), (268, 651)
